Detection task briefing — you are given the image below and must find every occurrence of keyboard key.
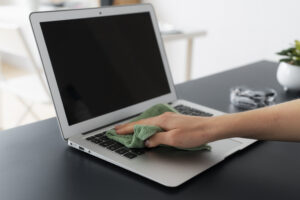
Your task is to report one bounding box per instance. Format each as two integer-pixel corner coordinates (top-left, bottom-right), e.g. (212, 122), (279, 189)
(130, 148), (146, 155)
(174, 105), (213, 117)
(115, 148), (129, 155)
(96, 139), (106, 145)
(94, 135), (103, 140)
(99, 136), (110, 142)
(86, 132), (106, 141)
(124, 152), (137, 159)
(99, 140), (115, 147)
(107, 143), (124, 151)
(91, 138), (100, 144)
(86, 136), (94, 141)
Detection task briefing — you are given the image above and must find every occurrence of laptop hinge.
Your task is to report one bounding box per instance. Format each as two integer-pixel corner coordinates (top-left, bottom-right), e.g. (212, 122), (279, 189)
(81, 112), (141, 135)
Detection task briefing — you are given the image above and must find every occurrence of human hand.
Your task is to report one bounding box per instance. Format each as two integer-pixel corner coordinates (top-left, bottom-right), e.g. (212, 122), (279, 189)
(115, 112), (216, 148)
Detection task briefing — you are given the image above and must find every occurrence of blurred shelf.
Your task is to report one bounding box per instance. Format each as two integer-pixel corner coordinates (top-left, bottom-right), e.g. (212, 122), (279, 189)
(162, 30), (207, 80)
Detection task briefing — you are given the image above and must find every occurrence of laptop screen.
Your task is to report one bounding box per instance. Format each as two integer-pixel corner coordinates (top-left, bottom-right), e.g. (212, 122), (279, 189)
(40, 12), (171, 125)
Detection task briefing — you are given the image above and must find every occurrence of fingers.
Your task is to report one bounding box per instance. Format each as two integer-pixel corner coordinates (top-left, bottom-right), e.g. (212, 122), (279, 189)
(115, 121), (140, 135)
(115, 112), (177, 135)
(145, 130), (177, 148)
(115, 117), (159, 135)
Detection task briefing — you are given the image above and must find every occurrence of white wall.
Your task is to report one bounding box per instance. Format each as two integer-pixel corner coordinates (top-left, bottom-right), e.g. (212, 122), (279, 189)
(144, 0), (300, 83)
(0, 1), (99, 70)
(2, 0), (299, 82)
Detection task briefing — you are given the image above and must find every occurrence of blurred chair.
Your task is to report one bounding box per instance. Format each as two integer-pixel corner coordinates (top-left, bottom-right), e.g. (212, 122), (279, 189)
(0, 22), (51, 128)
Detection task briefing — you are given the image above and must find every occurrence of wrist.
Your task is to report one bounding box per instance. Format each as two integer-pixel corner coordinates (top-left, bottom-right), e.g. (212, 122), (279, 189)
(204, 114), (240, 142)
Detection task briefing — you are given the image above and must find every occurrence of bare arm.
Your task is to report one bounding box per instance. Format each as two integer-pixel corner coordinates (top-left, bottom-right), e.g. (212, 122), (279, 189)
(217, 99), (300, 141)
(115, 99), (300, 148)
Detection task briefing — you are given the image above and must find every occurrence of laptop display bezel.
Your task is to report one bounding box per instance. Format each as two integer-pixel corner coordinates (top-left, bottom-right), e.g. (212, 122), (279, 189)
(30, 4), (177, 140)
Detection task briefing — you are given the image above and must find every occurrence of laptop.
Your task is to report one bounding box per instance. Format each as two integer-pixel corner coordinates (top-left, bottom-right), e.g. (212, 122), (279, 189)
(30, 4), (255, 187)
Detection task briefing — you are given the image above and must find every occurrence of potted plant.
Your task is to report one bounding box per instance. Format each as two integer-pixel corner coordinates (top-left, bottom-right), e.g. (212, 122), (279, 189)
(276, 40), (300, 91)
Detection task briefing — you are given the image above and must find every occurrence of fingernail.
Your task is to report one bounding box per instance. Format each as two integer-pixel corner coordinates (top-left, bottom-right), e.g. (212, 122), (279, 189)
(145, 140), (150, 147)
(115, 125), (121, 130)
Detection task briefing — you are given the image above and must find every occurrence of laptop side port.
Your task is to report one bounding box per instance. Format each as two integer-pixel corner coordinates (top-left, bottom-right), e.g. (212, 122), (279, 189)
(79, 146), (85, 151)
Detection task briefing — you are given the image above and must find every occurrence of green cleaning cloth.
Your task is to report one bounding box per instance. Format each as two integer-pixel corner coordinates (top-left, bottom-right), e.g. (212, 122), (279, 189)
(106, 104), (211, 151)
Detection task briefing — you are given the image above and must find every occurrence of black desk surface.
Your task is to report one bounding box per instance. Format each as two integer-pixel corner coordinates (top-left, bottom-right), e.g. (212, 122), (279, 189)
(1, 61), (300, 200)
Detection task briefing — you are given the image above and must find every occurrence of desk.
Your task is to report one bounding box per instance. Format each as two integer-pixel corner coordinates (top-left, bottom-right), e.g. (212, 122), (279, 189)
(1, 61), (300, 200)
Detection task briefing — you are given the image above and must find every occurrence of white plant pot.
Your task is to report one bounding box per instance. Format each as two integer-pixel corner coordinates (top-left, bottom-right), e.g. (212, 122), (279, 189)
(277, 62), (300, 91)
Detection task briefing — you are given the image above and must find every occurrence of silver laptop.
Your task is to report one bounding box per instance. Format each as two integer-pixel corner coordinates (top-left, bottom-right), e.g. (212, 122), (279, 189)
(30, 4), (255, 187)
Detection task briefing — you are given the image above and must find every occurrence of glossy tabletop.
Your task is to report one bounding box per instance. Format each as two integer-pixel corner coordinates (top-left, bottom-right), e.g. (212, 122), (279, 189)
(1, 61), (300, 200)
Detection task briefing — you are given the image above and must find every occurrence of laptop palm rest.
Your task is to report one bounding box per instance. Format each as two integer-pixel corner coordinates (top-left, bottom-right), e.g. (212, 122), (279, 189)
(123, 138), (242, 186)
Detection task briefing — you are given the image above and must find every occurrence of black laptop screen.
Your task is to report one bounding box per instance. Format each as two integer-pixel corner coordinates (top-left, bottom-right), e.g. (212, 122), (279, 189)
(40, 12), (171, 125)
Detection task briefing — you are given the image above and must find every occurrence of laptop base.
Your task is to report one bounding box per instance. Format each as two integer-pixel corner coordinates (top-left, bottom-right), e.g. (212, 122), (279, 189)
(69, 99), (255, 187)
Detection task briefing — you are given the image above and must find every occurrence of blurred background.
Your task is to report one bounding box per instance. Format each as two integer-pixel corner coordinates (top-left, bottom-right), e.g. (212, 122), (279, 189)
(0, 0), (299, 130)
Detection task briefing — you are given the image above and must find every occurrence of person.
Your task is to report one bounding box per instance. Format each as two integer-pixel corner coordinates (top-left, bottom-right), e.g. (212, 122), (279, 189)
(115, 99), (300, 148)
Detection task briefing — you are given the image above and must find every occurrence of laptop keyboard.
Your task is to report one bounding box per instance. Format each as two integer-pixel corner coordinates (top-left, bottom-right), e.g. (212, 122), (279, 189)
(174, 104), (213, 117)
(85, 104), (212, 159)
(86, 132), (147, 159)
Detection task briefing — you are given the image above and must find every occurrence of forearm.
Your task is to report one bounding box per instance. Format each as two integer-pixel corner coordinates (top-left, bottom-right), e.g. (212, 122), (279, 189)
(209, 99), (300, 142)
(115, 99), (300, 148)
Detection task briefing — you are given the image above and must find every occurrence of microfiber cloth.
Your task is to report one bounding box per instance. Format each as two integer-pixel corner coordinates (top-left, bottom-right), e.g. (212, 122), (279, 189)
(106, 104), (211, 151)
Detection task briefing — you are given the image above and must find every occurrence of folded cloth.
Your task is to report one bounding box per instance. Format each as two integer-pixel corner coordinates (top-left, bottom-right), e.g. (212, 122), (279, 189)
(106, 104), (211, 151)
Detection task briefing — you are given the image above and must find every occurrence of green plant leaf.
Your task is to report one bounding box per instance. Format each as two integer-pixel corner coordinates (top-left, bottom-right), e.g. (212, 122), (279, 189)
(279, 58), (292, 63)
(277, 47), (295, 56)
(277, 40), (300, 67)
(294, 60), (300, 66)
(295, 40), (300, 50)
